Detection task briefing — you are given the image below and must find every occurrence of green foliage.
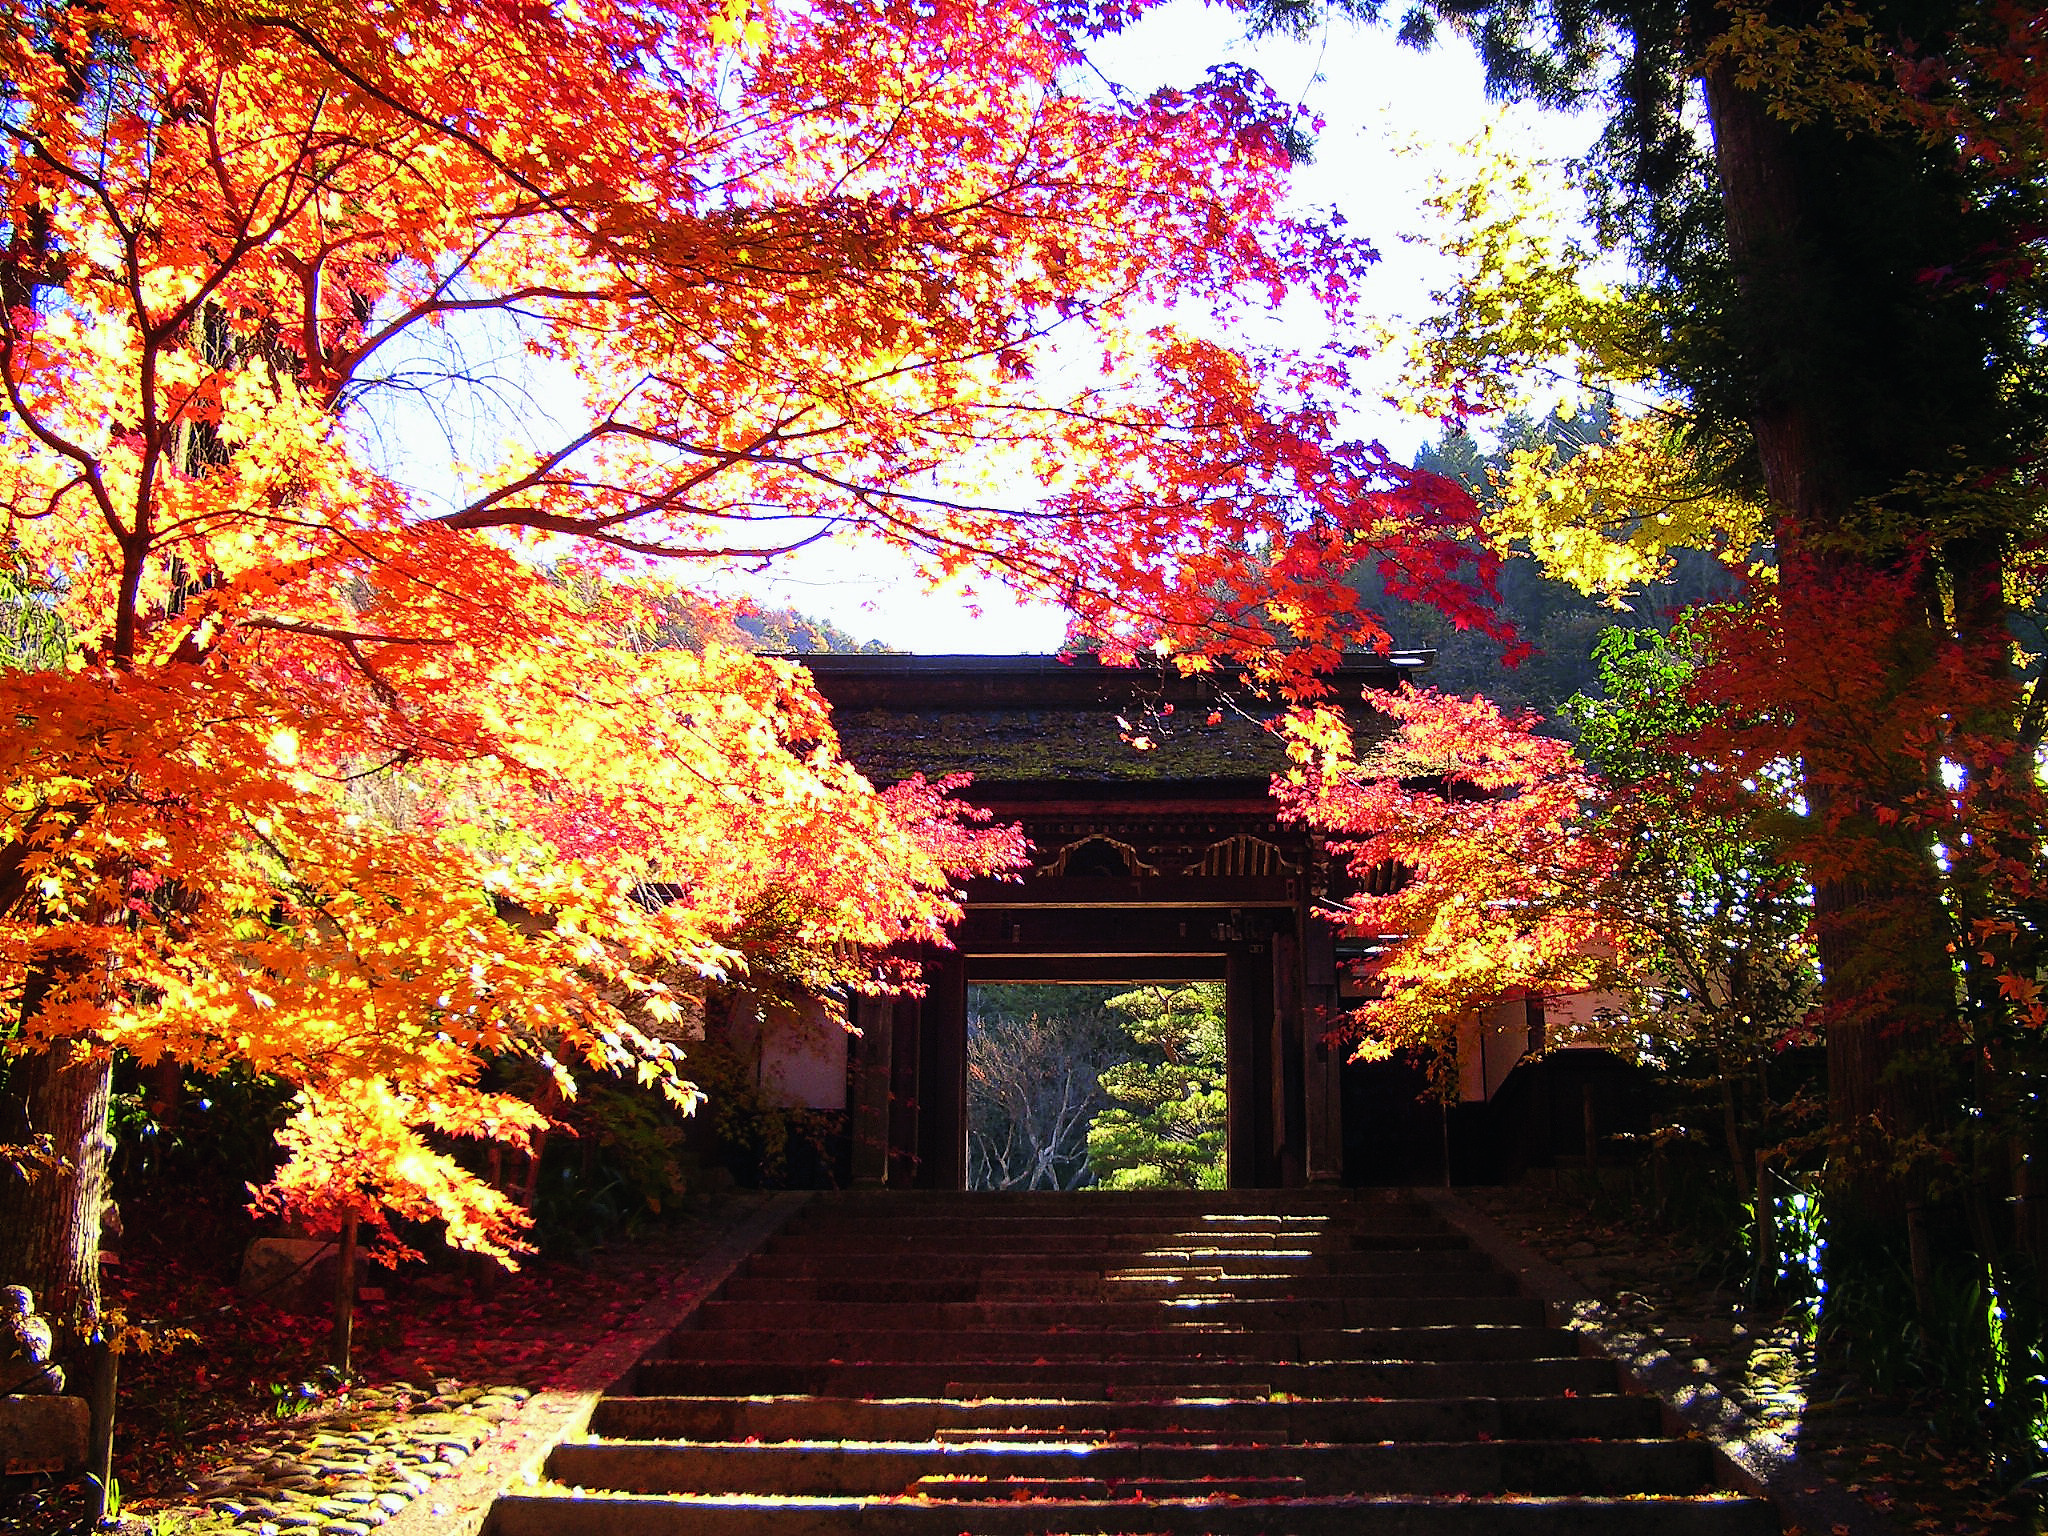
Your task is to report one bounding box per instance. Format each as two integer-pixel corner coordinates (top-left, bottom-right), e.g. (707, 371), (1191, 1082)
(964, 983), (1229, 1192)
(1374, 412), (1739, 723)
(1086, 984), (1229, 1191)
(0, 558), (71, 672)
(572, 1079), (690, 1212)
(105, 1058), (300, 1204)
(967, 986), (1129, 1191)
(682, 1030), (835, 1191)
(1565, 624), (1819, 1178)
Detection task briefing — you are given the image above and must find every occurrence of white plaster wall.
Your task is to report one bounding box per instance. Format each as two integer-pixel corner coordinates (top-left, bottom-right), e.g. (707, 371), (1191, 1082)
(1456, 997), (1531, 1103)
(731, 994), (850, 1110)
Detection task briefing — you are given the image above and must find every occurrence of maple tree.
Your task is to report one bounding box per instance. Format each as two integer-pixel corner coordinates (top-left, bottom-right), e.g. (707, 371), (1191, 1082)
(1563, 624), (1818, 1192)
(1283, 639), (1821, 1211)
(0, 0), (1532, 1380)
(1278, 686), (1624, 1084)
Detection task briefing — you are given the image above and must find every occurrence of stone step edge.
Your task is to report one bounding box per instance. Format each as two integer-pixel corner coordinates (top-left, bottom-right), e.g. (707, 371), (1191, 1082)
(485, 1486), (1778, 1536)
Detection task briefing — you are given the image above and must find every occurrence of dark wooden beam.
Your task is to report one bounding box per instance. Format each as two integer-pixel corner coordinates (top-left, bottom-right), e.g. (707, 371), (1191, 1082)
(916, 954), (968, 1189)
(954, 906), (1290, 955)
(962, 875), (1299, 909)
(965, 955), (1229, 983)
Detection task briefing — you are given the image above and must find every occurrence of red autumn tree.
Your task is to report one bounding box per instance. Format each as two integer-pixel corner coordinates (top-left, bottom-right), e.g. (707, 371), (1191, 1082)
(0, 0), (1516, 1356)
(1278, 688), (1626, 1083)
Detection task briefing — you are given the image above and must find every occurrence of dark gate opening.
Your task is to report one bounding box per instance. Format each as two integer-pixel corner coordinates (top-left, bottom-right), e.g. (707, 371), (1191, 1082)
(965, 982), (1229, 1191)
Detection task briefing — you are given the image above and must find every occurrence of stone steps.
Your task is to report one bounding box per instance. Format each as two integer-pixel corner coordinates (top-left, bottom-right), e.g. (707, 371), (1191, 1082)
(548, 1437), (1717, 1496)
(658, 1325), (1570, 1363)
(484, 1190), (1777, 1536)
(488, 1490), (1777, 1535)
(723, 1269), (1515, 1302)
(630, 1353), (1634, 1399)
(587, 1392), (1667, 1442)
(740, 1250), (1482, 1279)
(688, 1297), (1542, 1328)
(760, 1233), (1467, 1253)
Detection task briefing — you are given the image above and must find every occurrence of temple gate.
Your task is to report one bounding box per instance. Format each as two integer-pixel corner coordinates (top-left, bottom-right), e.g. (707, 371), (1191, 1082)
(802, 652), (1438, 1191)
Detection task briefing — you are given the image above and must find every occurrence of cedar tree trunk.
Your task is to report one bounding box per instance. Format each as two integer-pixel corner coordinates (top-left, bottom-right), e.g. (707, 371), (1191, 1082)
(1700, 58), (1960, 1224)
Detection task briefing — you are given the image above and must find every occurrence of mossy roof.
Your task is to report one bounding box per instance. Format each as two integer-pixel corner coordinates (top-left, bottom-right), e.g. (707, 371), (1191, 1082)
(802, 653), (1428, 788)
(831, 706), (1287, 785)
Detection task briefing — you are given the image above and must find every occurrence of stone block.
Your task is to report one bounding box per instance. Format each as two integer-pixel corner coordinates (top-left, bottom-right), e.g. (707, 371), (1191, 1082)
(238, 1237), (339, 1314)
(0, 1392), (89, 1474)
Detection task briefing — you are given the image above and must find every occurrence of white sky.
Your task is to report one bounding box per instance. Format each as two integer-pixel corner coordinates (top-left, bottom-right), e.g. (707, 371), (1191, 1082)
(726, 0), (1603, 653)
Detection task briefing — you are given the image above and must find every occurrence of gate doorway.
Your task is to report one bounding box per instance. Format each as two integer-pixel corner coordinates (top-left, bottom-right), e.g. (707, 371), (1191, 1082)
(964, 982), (1227, 1191)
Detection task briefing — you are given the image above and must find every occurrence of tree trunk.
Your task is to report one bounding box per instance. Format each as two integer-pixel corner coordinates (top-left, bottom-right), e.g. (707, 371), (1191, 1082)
(0, 1034), (111, 1348)
(1720, 1072), (1750, 1202)
(1701, 57), (1958, 1226)
(330, 1213), (358, 1376)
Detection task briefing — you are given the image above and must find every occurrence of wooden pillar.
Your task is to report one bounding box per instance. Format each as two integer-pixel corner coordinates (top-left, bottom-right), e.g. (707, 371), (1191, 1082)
(916, 952), (968, 1189)
(889, 992), (923, 1187)
(1272, 927), (1305, 1187)
(850, 996), (894, 1187)
(1225, 940), (1256, 1190)
(1227, 925), (1279, 1187)
(1302, 913), (1343, 1183)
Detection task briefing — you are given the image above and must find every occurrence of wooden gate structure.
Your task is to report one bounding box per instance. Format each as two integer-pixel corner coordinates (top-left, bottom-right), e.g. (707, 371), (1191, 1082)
(803, 652), (1432, 1191)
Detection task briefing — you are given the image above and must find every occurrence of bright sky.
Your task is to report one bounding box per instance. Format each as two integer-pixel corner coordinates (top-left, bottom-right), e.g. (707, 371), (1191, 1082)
(728, 0), (1603, 653)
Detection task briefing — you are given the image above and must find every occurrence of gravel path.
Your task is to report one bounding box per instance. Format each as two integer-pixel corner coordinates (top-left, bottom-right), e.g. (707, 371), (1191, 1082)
(190, 1383), (530, 1535)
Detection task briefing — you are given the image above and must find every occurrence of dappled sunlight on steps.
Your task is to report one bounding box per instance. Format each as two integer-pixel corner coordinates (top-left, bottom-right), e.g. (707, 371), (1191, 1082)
(485, 1190), (1777, 1534)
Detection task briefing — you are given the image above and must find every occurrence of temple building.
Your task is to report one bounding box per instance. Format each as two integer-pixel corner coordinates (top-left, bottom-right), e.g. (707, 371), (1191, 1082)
(715, 653), (1636, 1190)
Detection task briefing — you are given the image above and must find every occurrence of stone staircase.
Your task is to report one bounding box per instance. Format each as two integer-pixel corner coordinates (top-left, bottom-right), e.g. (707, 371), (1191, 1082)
(486, 1190), (1777, 1534)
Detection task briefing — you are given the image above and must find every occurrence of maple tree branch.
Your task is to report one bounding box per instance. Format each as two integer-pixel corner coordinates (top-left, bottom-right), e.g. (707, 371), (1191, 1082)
(332, 752), (417, 784)
(241, 17), (604, 242)
(239, 619), (455, 706)
(449, 513), (847, 563)
(0, 335), (123, 539)
(240, 619), (457, 648)
(336, 284), (627, 392)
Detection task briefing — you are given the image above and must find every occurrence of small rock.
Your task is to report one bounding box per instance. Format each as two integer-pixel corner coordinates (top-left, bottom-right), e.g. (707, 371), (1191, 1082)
(375, 1493), (408, 1514)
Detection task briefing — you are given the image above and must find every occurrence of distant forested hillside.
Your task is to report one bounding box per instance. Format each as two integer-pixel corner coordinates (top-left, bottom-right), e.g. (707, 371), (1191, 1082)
(1361, 409), (1741, 726)
(734, 606), (896, 655)
(554, 564), (896, 655)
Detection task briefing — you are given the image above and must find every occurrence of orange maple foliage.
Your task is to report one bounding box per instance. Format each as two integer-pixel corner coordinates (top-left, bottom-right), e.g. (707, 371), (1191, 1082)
(0, 0), (1509, 1272)
(1277, 689), (1626, 1080)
